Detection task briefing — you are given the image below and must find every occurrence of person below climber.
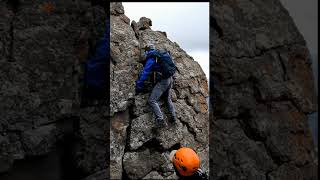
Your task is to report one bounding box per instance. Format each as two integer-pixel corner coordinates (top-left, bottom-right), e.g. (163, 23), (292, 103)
(135, 43), (177, 127)
(169, 147), (209, 180)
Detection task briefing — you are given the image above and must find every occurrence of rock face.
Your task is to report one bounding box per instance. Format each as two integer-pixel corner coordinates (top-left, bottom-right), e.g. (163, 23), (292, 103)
(211, 0), (318, 179)
(0, 0), (108, 179)
(110, 2), (209, 179)
(1, 1), (317, 179)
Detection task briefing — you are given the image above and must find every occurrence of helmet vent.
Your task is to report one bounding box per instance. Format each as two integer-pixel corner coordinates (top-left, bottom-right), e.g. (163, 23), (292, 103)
(180, 165), (187, 171)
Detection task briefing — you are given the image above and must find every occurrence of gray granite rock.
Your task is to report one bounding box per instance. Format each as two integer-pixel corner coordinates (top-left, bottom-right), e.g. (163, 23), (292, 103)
(211, 0), (318, 179)
(0, 0), (108, 178)
(110, 2), (209, 179)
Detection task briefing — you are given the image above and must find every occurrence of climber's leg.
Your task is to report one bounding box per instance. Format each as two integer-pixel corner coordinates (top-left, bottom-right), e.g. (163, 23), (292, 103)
(163, 77), (176, 122)
(148, 78), (171, 125)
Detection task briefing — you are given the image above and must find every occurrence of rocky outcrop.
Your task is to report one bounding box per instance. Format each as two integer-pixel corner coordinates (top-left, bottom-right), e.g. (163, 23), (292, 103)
(1, 1), (317, 179)
(110, 2), (209, 179)
(0, 0), (107, 179)
(211, 0), (318, 179)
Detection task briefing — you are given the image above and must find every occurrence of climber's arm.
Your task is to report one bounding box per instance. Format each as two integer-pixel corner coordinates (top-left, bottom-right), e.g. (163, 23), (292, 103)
(92, 34), (109, 62)
(135, 57), (155, 90)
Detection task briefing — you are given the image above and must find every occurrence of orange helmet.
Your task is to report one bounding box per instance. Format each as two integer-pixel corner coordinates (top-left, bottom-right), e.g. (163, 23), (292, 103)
(172, 147), (200, 176)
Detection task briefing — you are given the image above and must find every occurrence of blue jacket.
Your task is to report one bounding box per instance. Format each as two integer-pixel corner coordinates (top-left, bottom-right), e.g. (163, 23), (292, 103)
(84, 20), (109, 98)
(136, 50), (161, 90)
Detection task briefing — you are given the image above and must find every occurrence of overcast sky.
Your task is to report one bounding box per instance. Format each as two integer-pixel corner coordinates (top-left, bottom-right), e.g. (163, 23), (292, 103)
(122, 2), (210, 80)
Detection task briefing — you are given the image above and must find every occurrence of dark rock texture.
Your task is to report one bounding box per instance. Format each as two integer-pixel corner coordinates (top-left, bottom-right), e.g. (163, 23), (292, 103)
(110, 2), (209, 179)
(0, 0), (108, 179)
(211, 0), (318, 179)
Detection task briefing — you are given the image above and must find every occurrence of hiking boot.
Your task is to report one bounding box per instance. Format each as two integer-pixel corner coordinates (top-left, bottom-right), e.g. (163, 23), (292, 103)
(156, 118), (167, 128)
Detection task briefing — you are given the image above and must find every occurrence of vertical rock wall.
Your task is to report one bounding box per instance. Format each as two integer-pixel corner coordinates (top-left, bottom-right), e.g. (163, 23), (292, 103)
(1, 1), (316, 179)
(211, 0), (318, 179)
(110, 2), (209, 179)
(0, 1), (108, 179)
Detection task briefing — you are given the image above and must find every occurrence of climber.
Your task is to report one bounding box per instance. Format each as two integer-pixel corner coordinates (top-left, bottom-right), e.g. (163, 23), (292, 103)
(169, 147), (209, 180)
(135, 43), (177, 128)
(81, 19), (109, 107)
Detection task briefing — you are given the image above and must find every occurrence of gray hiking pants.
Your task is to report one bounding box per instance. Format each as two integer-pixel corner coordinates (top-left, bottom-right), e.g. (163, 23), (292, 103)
(148, 76), (176, 121)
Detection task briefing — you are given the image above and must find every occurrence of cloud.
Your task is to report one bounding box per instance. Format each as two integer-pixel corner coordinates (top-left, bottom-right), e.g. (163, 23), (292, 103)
(188, 50), (210, 81)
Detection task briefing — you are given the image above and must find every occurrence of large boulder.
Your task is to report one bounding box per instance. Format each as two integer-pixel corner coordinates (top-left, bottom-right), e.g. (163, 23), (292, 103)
(0, 0), (108, 179)
(211, 0), (318, 179)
